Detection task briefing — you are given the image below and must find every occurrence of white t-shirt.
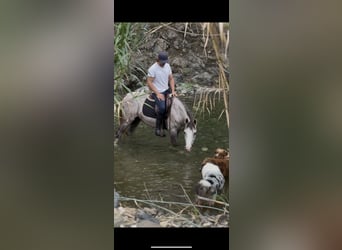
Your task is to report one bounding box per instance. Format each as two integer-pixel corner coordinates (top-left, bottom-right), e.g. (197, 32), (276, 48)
(147, 62), (172, 92)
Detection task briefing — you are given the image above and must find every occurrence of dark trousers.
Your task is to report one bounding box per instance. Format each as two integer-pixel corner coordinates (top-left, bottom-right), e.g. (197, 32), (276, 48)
(151, 89), (170, 119)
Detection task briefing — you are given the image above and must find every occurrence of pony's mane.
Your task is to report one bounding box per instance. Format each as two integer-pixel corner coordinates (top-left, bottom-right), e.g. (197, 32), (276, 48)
(176, 97), (195, 122)
(185, 105), (194, 122)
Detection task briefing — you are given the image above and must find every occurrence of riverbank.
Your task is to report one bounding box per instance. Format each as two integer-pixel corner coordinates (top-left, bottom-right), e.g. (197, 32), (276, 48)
(114, 195), (229, 228)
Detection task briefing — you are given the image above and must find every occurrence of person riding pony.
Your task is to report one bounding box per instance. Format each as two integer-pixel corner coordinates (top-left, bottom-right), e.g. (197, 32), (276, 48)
(146, 51), (177, 137)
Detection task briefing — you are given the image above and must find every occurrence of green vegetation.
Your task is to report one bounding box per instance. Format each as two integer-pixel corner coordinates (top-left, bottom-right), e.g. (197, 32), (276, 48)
(114, 23), (146, 118)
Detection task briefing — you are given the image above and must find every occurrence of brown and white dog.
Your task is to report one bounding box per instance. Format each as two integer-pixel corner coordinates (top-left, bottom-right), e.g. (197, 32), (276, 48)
(200, 148), (229, 178)
(195, 162), (225, 206)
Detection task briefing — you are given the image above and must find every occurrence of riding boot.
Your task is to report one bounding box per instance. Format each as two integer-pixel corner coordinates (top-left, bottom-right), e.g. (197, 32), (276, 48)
(155, 117), (165, 137)
(162, 115), (167, 130)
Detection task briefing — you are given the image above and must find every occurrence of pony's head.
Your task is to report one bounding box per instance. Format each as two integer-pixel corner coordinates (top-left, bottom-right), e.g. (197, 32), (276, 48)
(184, 118), (197, 152)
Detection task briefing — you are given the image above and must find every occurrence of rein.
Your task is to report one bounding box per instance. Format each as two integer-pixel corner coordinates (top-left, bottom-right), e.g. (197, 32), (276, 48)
(167, 94), (174, 130)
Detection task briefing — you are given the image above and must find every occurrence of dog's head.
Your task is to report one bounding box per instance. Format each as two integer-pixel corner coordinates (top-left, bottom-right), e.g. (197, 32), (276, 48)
(195, 179), (217, 206)
(214, 148), (229, 159)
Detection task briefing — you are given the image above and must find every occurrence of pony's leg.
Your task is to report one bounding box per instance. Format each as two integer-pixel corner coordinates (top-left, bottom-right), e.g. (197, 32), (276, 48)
(170, 128), (178, 146)
(127, 117), (141, 135)
(115, 120), (132, 140)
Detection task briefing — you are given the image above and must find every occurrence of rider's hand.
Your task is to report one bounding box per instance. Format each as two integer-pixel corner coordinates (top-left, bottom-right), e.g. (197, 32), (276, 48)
(172, 91), (177, 97)
(157, 93), (165, 100)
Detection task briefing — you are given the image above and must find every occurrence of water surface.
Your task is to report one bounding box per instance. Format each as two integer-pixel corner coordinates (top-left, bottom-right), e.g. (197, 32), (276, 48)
(114, 96), (229, 207)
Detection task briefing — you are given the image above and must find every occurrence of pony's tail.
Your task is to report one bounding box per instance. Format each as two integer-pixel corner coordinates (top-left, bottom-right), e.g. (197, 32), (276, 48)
(119, 108), (124, 124)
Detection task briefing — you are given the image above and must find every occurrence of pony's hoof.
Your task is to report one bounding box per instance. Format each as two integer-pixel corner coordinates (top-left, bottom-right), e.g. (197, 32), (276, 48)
(114, 138), (119, 146)
(155, 130), (165, 137)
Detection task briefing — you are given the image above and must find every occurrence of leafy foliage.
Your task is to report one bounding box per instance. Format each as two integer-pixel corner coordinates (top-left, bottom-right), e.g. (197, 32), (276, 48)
(114, 23), (147, 118)
(114, 24), (146, 95)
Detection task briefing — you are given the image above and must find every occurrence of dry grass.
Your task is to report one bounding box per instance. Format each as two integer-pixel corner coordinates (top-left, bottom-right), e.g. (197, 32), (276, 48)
(115, 185), (229, 228)
(192, 22), (230, 128)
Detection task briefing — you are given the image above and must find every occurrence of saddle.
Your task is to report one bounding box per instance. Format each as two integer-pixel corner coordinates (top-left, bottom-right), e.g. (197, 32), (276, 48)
(142, 93), (173, 129)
